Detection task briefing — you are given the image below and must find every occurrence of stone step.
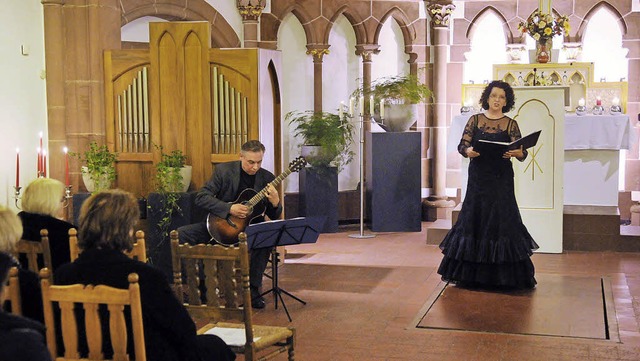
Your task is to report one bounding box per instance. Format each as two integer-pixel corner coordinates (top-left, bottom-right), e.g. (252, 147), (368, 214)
(425, 219), (451, 245)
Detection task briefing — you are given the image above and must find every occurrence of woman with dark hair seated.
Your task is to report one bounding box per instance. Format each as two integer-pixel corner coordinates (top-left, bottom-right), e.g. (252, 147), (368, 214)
(0, 209), (51, 361)
(54, 189), (235, 361)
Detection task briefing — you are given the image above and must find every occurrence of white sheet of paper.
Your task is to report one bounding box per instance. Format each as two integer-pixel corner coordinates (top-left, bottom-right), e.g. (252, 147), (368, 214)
(204, 327), (261, 346)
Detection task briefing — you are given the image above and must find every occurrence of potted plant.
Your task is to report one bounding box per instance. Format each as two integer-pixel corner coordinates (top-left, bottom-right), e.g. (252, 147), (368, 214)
(286, 110), (355, 172)
(354, 74), (432, 132)
(286, 110), (355, 233)
(153, 146), (191, 238)
(72, 142), (117, 192)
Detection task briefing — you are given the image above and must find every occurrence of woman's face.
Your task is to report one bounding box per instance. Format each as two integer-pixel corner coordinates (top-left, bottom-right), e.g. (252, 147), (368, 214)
(488, 87), (507, 112)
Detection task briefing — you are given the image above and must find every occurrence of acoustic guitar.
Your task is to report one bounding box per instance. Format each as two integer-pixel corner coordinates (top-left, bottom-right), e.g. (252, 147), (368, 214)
(207, 157), (307, 246)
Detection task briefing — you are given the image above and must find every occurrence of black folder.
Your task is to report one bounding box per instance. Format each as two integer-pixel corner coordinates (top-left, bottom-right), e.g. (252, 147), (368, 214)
(475, 130), (541, 154)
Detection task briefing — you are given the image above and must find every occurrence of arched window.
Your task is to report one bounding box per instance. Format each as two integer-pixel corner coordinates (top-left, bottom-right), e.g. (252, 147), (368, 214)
(464, 11), (507, 84)
(372, 18), (409, 80)
(581, 7), (628, 81)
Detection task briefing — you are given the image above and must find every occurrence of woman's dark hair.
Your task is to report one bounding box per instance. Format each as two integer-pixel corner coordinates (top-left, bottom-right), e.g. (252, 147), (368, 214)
(78, 189), (139, 252)
(479, 80), (515, 113)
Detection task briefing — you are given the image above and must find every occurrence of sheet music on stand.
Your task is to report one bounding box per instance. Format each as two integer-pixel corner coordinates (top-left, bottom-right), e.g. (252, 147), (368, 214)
(244, 216), (325, 322)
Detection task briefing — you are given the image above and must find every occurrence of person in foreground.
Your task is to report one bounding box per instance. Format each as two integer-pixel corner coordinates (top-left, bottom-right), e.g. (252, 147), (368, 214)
(178, 140), (282, 309)
(437, 80), (539, 290)
(0, 206), (43, 323)
(19, 177), (74, 270)
(0, 211), (51, 361)
(54, 189), (235, 361)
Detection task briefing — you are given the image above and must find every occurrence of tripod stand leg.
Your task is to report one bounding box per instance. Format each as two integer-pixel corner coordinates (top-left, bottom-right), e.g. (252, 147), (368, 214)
(279, 288), (307, 305)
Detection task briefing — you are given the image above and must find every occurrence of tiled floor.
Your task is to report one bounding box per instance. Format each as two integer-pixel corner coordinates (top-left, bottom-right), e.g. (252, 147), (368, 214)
(247, 223), (640, 361)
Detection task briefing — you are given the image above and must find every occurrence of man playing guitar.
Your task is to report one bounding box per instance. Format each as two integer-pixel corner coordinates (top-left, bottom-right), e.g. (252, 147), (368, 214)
(177, 140), (282, 309)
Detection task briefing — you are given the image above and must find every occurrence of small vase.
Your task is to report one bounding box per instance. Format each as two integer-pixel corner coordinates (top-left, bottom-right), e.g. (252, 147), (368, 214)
(536, 38), (552, 63)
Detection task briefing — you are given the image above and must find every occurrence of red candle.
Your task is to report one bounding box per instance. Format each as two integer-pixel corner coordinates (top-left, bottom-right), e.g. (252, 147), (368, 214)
(37, 147), (41, 175)
(15, 148), (20, 188)
(43, 150), (47, 177)
(596, 97), (602, 106)
(64, 147), (69, 186)
(39, 132), (43, 174)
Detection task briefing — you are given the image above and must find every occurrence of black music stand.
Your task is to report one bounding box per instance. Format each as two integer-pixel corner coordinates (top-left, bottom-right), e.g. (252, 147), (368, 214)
(245, 216), (324, 322)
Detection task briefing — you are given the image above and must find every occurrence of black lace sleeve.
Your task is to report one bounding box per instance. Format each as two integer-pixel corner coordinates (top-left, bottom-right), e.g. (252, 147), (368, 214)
(457, 115), (478, 157)
(508, 118), (528, 161)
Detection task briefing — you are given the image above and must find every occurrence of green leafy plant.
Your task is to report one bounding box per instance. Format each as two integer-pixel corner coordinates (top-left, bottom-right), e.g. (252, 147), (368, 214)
(71, 142), (117, 192)
(154, 146), (188, 238)
(286, 110), (355, 172)
(353, 74), (433, 107)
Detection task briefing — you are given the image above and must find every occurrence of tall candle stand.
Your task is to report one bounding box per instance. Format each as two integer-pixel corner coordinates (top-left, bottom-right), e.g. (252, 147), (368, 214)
(13, 186), (22, 209)
(349, 111), (376, 239)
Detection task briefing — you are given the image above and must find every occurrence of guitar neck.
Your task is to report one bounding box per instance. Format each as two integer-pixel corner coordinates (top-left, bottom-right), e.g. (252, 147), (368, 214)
(247, 168), (293, 207)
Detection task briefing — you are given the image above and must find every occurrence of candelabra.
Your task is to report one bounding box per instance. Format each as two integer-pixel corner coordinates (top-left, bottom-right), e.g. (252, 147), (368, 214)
(610, 105), (622, 115)
(63, 185), (73, 208)
(13, 186), (22, 209)
(349, 112), (376, 239)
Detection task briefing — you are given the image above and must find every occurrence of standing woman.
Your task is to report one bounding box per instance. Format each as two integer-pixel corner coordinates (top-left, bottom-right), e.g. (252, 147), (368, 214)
(19, 178), (74, 270)
(437, 80), (539, 289)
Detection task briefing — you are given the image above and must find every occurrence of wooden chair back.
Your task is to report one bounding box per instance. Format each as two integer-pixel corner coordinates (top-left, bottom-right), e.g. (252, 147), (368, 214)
(14, 229), (52, 273)
(3, 267), (22, 315)
(170, 230), (295, 361)
(40, 268), (146, 361)
(69, 228), (147, 263)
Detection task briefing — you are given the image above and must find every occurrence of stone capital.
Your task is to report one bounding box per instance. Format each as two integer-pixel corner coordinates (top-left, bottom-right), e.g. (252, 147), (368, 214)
(306, 45), (330, 62)
(355, 44), (380, 62)
(237, 0), (265, 21)
(427, 3), (456, 29)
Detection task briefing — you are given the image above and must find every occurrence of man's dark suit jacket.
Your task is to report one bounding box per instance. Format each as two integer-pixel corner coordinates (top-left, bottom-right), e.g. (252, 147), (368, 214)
(54, 248), (202, 361)
(196, 160), (282, 222)
(18, 211), (74, 270)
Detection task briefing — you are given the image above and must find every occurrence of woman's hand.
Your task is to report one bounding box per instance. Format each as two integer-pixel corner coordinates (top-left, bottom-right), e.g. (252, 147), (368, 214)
(466, 146), (480, 158)
(504, 146), (524, 159)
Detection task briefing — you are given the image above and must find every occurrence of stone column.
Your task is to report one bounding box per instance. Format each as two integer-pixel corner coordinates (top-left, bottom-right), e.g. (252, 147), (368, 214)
(424, 2), (455, 218)
(306, 45), (330, 112)
(237, 0), (265, 48)
(355, 45), (380, 131)
(41, 0), (121, 190)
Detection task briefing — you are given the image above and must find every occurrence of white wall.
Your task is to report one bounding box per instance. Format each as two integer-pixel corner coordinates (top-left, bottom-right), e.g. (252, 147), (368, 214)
(0, 0), (47, 211)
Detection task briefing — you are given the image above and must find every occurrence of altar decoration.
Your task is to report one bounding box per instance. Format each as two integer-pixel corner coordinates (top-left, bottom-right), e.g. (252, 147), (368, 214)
(518, 10), (570, 63)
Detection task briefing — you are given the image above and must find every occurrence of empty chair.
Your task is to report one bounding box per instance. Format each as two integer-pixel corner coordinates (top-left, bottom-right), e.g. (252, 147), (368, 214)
(171, 230), (295, 361)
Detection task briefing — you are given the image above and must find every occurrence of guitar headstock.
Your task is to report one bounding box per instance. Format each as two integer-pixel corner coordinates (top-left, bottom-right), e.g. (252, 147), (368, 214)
(288, 156), (307, 172)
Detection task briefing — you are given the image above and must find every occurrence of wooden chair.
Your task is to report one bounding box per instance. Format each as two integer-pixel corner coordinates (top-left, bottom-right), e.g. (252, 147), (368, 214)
(14, 229), (52, 273)
(40, 268), (146, 361)
(170, 230), (295, 361)
(3, 267), (22, 315)
(69, 228), (147, 262)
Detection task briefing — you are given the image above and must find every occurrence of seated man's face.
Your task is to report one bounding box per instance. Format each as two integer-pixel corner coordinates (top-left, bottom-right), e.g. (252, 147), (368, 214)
(241, 151), (264, 175)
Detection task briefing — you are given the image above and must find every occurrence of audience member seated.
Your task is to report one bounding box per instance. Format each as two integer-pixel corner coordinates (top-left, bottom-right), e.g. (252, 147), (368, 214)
(19, 178), (74, 270)
(54, 189), (235, 361)
(0, 206), (43, 323)
(0, 225), (51, 361)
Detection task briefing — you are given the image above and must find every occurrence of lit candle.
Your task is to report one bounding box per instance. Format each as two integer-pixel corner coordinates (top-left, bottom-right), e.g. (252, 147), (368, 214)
(612, 97), (620, 106)
(42, 149), (47, 177)
(596, 96), (602, 106)
(15, 148), (20, 188)
(349, 97), (354, 117)
(37, 146), (41, 175)
(64, 147), (70, 186)
(339, 101), (344, 120)
(369, 95), (374, 115)
(359, 95), (364, 115)
(380, 98), (385, 118)
(578, 98), (585, 107)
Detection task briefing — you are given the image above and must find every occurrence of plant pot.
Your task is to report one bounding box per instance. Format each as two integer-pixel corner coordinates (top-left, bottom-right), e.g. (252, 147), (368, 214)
(179, 166), (192, 192)
(536, 37), (552, 63)
(81, 166), (112, 192)
(382, 104), (418, 132)
(301, 145), (338, 168)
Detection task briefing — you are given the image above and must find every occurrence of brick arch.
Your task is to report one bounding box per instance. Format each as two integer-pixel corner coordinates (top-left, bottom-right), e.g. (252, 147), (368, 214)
(120, 0), (240, 48)
(261, 4), (317, 46)
(466, 6), (514, 44)
(574, 1), (627, 43)
(325, 5), (367, 47)
(375, 7), (418, 62)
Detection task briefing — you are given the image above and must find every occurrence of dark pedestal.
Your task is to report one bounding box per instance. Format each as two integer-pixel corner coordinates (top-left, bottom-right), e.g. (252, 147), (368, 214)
(72, 193), (92, 225)
(147, 192), (205, 281)
(366, 131), (421, 232)
(299, 167), (339, 233)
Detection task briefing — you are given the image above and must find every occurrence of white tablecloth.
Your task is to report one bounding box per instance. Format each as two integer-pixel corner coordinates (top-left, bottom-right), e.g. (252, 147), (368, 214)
(449, 113), (635, 153)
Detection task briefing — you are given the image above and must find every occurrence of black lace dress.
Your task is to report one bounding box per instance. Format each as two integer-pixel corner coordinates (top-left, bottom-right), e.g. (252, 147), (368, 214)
(437, 113), (539, 289)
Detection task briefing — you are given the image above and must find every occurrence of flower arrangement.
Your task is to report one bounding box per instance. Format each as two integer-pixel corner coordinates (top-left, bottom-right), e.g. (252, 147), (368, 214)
(518, 10), (570, 43)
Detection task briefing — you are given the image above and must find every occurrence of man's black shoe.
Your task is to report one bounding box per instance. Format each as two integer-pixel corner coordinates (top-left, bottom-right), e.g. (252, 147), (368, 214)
(251, 297), (266, 309)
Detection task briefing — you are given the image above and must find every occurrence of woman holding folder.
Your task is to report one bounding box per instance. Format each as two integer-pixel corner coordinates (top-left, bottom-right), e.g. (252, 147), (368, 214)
(437, 80), (539, 289)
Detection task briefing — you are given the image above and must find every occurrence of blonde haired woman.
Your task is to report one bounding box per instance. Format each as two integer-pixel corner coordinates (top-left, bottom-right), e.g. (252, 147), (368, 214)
(18, 178), (74, 270)
(0, 206), (44, 323)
